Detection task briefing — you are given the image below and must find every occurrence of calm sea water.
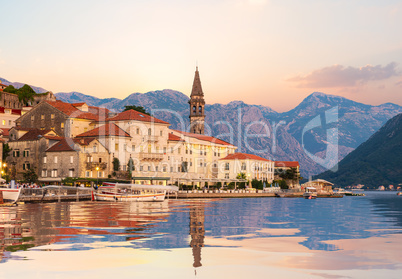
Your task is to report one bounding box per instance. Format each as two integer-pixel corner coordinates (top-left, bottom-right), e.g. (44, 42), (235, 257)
(1, 191), (402, 278)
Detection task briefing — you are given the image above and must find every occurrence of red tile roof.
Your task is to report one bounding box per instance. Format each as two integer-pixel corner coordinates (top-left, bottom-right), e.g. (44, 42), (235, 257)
(75, 123), (130, 138)
(0, 128), (10, 137)
(17, 129), (54, 141)
(168, 133), (183, 141)
(45, 101), (101, 121)
(107, 109), (169, 124)
(72, 102), (86, 107)
(73, 137), (96, 146)
(220, 153), (271, 162)
(46, 138), (76, 152)
(275, 161), (300, 168)
(173, 130), (234, 146)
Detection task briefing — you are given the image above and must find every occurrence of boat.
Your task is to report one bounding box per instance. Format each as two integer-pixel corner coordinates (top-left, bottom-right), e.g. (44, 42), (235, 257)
(93, 183), (178, 202)
(0, 187), (22, 203)
(303, 187), (317, 199)
(397, 192), (402, 196)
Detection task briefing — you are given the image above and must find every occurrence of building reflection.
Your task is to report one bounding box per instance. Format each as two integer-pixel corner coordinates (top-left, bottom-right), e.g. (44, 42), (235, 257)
(189, 204), (205, 268)
(0, 202), (171, 262)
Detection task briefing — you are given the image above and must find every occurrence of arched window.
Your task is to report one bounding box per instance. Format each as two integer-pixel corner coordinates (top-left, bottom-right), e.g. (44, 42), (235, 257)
(193, 106), (196, 113)
(199, 106), (202, 113)
(148, 128), (152, 135)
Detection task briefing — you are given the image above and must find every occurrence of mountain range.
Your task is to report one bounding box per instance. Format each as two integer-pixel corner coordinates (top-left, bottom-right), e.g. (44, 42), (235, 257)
(1, 76), (402, 178)
(316, 113), (402, 187)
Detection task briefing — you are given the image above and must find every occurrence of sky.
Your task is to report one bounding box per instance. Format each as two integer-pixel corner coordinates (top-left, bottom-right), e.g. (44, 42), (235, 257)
(0, 0), (401, 112)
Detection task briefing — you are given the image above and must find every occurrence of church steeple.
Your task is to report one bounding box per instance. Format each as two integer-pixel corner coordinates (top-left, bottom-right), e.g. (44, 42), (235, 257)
(189, 66), (206, 134)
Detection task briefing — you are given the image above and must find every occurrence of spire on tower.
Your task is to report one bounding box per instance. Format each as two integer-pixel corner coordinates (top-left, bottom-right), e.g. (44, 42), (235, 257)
(190, 66), (204, 97)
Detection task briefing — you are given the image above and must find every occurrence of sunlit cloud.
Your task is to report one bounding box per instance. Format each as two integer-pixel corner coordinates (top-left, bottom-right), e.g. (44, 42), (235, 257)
(288, 63), (399, 88)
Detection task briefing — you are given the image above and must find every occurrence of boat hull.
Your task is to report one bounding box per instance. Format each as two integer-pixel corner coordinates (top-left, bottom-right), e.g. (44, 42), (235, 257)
(94, 192), (165, 202)
(303, 192), (317, 199)
(0, 188), (22, 203)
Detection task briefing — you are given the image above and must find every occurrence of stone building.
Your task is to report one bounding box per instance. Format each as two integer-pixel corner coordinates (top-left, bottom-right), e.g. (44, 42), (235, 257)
(42, 137), (111, 182)
(15, 101), (102, 138)
(6, 128), (61, 181)
(274, 161), (300, 188)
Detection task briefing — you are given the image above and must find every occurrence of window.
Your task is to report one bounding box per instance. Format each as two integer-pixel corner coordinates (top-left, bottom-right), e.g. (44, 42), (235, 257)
(93, 145), (97, 153)
(69, 169), (74, 177)
(193, 106), (196, 112)
(42, 170), (47, 177)
(2, 120), (5, 125)
(123, 165), (126, 171)
(132, 145), (135, 152)
(13, 150), (20, 157)
(136, 128), (140, 134)
(51, 169), (58, 177)
(155, 166), (158, 172)
(43, 157), (47, 163)
(199, 106), (202, 113)
(31, 116), (35, 121)
(41, 115), (44, 120)
(160, 130), (162, 136)
(163, 147), (167, 154)
(225, 173), (229, 179)
(148, 166), (151, 171)
(178, 148), (181, 154)
(115, 143), (119, 151)
(99, 158), (102, 163)
(140, 166), (143, 171)
(70, 156), (74, 164)
(51, 114), (55, 120)
(241, 163), (247, 171)
(54, 156), (58, 163)
(85, 171), (90, 177)
(148, 128), (151, 136)
(163, 166), (167, 172)
(170, 167), (173, 172)
(8, 120), (11, 126)
(170, 147), (173, 153)
(225, 163), (230, 171)
(23, 150), (30, 157)
(61, 123), (64, 129)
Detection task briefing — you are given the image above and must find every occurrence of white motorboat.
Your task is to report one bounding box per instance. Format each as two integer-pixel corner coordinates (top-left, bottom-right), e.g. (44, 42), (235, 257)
(303, 187), (317, 199)
(93, 183), (178, 202)
(0, 187), (22, 203)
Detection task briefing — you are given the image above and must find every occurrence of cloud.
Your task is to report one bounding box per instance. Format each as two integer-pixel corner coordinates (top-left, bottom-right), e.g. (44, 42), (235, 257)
(396, 80), (402, 87)
(288, 63), (399, 88)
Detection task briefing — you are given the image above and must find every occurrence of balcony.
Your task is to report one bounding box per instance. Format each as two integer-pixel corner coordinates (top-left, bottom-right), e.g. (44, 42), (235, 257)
(139, 152), (164, 161)
(86, 162), (107, 170)
(142, 135), (159, 142)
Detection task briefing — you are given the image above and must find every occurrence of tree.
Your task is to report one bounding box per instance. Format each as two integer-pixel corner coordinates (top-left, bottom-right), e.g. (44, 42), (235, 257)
(2, 143), (11, 160)
(123, 105), (151, 116)
(23, 168), (38, 184)
(17, 84), (36, 105)
(127, 158), (134, 174)
(251, 179), (263, 190)
(112, 158), (120, 172)
(3, 85), (17, 94)
(236, 172), (247, 189)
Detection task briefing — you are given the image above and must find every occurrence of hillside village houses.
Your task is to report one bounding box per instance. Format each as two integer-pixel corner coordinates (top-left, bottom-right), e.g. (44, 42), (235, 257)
(0, 69), (293, 189)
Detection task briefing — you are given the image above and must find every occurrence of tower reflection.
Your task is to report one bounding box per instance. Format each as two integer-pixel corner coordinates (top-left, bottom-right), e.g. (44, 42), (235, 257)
(189, 204), (205, 268)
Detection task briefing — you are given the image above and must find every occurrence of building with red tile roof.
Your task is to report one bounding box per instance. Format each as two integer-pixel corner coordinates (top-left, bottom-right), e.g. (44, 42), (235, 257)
(107, 109), (169, 125)
(274, 161), (300, 168)
(75, 123), (130, 138)
(218, 152), (274, 183)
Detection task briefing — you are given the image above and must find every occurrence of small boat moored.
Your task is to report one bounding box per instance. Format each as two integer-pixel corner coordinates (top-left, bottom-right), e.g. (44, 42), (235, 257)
(303, 187), (317, 199)
(0, 187), (22, 203)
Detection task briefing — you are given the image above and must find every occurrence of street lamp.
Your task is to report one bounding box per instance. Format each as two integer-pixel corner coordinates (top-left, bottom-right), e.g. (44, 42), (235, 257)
(96, 166), (99, 187)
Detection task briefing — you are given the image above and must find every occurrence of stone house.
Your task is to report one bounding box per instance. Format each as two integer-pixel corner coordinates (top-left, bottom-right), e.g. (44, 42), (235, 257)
(274, 161), (301, 188)
(42, 137), (111, 182)
(6, 128), (61, 181)
(15, 101), (103, 138)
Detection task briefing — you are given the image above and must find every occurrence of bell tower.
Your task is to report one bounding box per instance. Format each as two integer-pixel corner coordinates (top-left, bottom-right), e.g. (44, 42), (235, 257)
(189, 66), (205, 134)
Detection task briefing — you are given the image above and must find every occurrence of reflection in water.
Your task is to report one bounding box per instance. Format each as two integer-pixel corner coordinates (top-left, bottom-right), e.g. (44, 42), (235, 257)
(1, 192), (402, 278)
(189, 203), (205, 268)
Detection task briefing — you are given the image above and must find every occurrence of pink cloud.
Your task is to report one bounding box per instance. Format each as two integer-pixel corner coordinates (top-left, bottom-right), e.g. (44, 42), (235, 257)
(288, 62), (399, 88)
